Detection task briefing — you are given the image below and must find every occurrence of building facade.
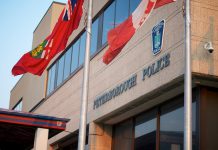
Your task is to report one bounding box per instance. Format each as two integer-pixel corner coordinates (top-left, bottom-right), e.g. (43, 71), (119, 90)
(10, 0), (218, 150)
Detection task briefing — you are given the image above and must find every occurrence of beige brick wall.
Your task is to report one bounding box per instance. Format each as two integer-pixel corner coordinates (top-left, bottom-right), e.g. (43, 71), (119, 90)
(33, 0), (185, 143)
(11, 0), (218, 147)
(191, 0), (218, 75)
(10, 72), (47, 111)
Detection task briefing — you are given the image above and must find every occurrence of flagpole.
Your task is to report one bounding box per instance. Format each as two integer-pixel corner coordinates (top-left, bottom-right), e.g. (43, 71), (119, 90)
(184, 0), (192, 149)
(78, 0), (92, 149)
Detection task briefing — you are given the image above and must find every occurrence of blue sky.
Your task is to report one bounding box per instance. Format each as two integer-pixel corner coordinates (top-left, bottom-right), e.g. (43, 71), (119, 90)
(0, 0), (66, 109)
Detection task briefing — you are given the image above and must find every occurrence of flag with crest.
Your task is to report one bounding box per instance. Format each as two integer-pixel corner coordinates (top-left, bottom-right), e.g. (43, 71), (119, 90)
(12, 0), (84, 76)
(103, 0), (176, 64)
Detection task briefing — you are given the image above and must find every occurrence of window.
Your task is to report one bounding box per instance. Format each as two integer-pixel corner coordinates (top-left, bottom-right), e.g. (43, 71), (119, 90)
(79, 32), (86, 66)
(102, 2), (115, 44)
(13, 99), (23, 111)
(46, 0), (143, 96)
(57, 56), (65, 86)
(115, 0), (129, 25)
(47, 68), (52, 95)
(63, 49), (72, 80)
(112, 97), (197, 150)
(130, 0), (141, 14)
(71, 40), (80, 73)
(160, 101), (197, 150)
(47, 64), (56, 95)
(91, 18), (99, 55)
(135, 110), (157, 150)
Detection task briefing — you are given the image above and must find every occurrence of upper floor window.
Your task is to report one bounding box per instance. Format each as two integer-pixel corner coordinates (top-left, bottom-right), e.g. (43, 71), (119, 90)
(79, 32), (87, 66)
(46, 0), (142, 96)
(13, 99), (23, 111)
(102, 1), (115, 45)
(130, 0), (141, 14)
(91, 18), (99, 55)
(71, 40), (80, 73)
(63, 48), (72, 80)
(57, 56), (65, 87)
(115, 0), (129, 24)
(47, 64), (56, 96)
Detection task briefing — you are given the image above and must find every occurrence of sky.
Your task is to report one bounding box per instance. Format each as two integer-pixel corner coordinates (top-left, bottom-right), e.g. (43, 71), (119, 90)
(0, 0), (66, 109)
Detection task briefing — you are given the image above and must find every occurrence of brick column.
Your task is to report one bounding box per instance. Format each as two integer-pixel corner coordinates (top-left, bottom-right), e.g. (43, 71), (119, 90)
(88, 122), (112, 150)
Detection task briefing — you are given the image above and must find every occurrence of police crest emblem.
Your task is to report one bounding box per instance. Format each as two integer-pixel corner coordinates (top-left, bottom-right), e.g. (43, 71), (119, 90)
(152, 20), (165, 55)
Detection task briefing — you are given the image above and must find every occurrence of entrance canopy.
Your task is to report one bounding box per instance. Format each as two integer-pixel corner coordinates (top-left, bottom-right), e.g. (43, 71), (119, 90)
(0, 108), (69, 149)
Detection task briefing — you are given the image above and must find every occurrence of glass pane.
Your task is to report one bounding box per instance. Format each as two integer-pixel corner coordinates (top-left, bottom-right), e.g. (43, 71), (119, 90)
(130, 0), (141, 14)
(63, 49), (72, 80)
(115, 0), (129, 25)
(160, 101), (197, 150)
(91, 18), (99, 55)
(134, 110), (157, 150)
(71, 40), (80, 73)
(50, 64), (56, 93)
(47, 69), (52, 95)
(14, 101), (22, 111)
(102, 2), (115, 44)
(57, 56), (65, 86)
(19, 101), (23, 111)
(79, 32), (86, 66)
(113, 119), (133, 150)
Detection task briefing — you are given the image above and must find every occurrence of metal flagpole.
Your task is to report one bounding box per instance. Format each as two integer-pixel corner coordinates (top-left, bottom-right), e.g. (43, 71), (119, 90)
(78, 0), (93, 149)
(184, 0), (192, 149)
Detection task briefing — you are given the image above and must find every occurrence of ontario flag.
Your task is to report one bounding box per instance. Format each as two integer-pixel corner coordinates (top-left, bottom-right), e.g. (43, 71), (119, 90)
(12, 0), (84, 76)
(103, 0), (176, 64)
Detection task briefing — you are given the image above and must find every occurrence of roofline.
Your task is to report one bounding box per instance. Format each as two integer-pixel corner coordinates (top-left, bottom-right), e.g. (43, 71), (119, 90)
(33, 1), (65, 33)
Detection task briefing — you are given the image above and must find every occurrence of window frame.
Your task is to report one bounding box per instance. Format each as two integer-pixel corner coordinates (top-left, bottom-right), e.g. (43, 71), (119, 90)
(63, 48), (73, 80)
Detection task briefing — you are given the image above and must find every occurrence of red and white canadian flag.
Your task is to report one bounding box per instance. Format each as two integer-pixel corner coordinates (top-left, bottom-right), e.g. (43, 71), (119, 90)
(103, 0), (176, 64)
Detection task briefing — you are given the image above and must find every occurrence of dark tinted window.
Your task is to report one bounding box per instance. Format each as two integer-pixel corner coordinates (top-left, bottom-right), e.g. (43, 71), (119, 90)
(102, 2), (115, 44)
(63, 49), (72, 80)
(71, 40), (80, 73)
(160, 101), (197, 150)
(135, 109), (157, 150)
